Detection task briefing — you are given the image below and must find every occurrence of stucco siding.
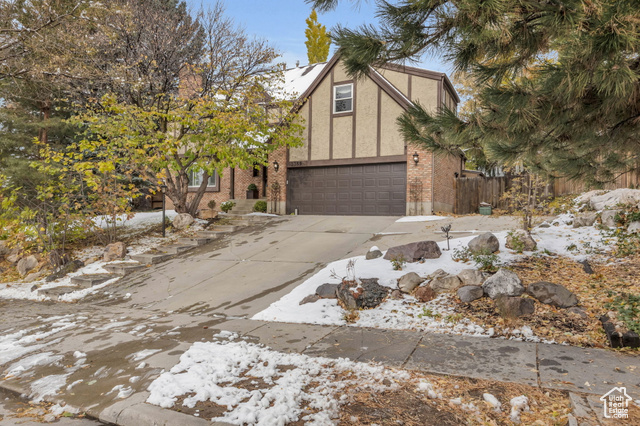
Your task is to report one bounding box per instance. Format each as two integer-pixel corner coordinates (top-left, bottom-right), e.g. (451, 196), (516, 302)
(332, 116), (353, 159)
(377, 68), (409, 97)
(289, 103), (309, 161)
(355, 78), (379, 158)
(411, 76), (439, 112)
(379, 92), (405, 156)
(310, 78), (331, 160)
(333, 63), (351, 82)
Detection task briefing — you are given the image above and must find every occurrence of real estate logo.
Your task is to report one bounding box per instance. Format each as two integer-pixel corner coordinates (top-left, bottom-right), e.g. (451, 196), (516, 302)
(600, 387), (632, 419)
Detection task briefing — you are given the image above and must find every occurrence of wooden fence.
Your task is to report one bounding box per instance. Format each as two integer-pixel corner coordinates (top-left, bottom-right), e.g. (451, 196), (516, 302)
(454, 171), (640, 214)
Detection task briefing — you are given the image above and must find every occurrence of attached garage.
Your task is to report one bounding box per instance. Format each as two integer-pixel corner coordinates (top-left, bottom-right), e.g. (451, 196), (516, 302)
(286, 163), (407, 216)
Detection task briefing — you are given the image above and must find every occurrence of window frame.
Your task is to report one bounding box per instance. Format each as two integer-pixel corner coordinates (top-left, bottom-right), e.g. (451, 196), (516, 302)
(333, 83), (354, 114)
(188, 169), (219, 191)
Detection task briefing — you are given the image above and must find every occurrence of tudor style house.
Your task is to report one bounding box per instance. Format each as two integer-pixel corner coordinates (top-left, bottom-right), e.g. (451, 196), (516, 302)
(177, 53), (461, 216)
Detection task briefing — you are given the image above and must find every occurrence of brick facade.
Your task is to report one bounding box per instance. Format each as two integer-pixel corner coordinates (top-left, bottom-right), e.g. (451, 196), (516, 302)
(267, 146), (288, 214)
(433, 152), (463, 213)
(406, 145), (434, 215)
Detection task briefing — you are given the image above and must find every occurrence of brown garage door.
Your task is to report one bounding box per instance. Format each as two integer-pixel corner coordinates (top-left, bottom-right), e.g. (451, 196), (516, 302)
(286, 163), (406, 215)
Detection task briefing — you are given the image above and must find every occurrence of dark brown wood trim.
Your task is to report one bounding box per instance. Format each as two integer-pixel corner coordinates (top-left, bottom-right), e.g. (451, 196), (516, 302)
(369, 70), (412, 111)
(380, 63), (443, 81)
(229, 168), (235, 199)
(307, 96), (312, 161)
(333, 79), (353, 86)
(442, 75), (460, 104)
(408, 74), (413, 100)
(287, 155), (406, 168)
(331, 111), (354, 118)
(351, 79), (357, 158)
(293, 54), (341, 110)
(329, 68), (334, 160)
(376, 86), (382, 157)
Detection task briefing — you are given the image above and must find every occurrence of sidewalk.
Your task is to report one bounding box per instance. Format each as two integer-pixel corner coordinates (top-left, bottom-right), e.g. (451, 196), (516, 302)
(0, 304), (637, 425)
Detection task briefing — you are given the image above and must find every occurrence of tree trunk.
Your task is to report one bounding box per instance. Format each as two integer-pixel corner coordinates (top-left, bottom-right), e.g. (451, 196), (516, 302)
(38, 101), (50, 144)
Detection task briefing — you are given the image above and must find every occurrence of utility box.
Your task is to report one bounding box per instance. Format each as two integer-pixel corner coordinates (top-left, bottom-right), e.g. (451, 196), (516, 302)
(479, 203), (492, 215)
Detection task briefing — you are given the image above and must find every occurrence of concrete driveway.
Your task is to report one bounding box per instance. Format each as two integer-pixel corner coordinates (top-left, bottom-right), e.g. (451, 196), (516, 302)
(100, 214), (520, 317)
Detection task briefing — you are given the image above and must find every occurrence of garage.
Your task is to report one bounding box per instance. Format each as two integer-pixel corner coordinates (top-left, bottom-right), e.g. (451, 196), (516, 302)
(286, 163), (406, 216)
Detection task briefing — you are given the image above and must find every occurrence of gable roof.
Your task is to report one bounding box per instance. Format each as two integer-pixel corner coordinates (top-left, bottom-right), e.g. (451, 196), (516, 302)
(286, 53), (457, 112)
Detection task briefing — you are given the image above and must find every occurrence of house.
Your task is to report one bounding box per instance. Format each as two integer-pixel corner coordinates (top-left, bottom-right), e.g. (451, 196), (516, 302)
(171, 53), (462, 216)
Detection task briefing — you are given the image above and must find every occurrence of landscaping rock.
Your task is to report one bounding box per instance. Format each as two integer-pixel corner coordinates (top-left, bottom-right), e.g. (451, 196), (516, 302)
(0, 240), (9, 257)
(299, 294), (320, 305)
(537, 222), (551, 228)
(495, 296), (535, 318)
(601, 313), (640, 348)
(573, 212), (597, 228)
(505, 229), (537, 252)
(46, 259), (85, 282)
(482, 269), (524, 299)
(390, 289), (403, 300)
(365, 247), (383, 260)
(24, 271), (45, 283)
(600, 209), (622, 228)
(383, 241), (441, 262)
(172, 213), (195, 230)
(628, 221), (640, 234)
(17, 255), (38, 277)
(6, 249), (20, 265)
(527, 281), (578, 308)
(337, 278), (388, 310)
(458, 286), (484, 303)
(397, 272), (424, 293)
(103, 242), (127, 262)
(415, 286), (436, 303)
(428, 268), (448, 280)
(429, 275), (462, 294)
(468, 232), (499, 254)
(457, 269), (489, 286)
(585, 189), (640, 211)
(315, 283), (339, 299)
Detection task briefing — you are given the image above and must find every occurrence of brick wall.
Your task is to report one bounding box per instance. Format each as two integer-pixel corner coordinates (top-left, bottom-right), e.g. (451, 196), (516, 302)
(433, 152), (462, 213)
(406, 145), (434, 215)
(266, 146), (288, 214)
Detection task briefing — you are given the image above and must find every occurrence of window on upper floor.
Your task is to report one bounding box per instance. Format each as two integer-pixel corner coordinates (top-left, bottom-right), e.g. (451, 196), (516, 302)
(188, 169), (217, 188)
(333, 83), (353, 113)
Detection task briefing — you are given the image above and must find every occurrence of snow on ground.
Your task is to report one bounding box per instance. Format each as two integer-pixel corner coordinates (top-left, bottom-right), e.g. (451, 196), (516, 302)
(253, 218), (610, 343)
(92, 210), (178, 231)
(396, 215), (446, 223)
(147, 332), (407, 425)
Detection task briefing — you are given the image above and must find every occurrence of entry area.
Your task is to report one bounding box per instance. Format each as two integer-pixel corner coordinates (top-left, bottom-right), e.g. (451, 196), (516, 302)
(286, 162), (407, 216)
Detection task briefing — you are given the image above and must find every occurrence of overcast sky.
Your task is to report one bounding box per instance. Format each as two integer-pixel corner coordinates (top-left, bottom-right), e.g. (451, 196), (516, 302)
(186, 0), (450, 74)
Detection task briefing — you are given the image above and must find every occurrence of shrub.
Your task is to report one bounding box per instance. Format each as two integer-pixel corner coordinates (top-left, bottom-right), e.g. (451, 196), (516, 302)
(220, 201), (235, 213)
(472, 251), (501, 272)
(452, 247), (472, 262)
(390, 255), (406, 271)
(253, 200), (267, 213)
(207, 199), (216, 209)
(507, 230), (525, 254)
(606, 293), (640, 335)
(247, 183), (258, 191)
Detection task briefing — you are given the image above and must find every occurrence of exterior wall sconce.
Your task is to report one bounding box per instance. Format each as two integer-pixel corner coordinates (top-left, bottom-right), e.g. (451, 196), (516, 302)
(412, 152), (419, 164)
(273, 160), (280, 172)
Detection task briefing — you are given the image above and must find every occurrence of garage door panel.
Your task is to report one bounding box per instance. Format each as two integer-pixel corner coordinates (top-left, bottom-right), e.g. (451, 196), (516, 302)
(287, 163), (406, 216)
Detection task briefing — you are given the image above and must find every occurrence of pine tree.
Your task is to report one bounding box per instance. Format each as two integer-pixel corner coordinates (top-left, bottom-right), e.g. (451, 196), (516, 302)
(309, 0), (640, 185)
(305, 10), (331, 64)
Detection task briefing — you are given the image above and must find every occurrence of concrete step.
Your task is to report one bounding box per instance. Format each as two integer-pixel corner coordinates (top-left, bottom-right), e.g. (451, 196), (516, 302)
(157, 244), (194, 255)
(131, 252), (172, 265)
(224, 219), (251, 226)
(70, 273), (117, 289)
(209, 224), (239, 232)
(177, 237), (214, 246)
(104, 263), (146, 276)
(39, 286), (79, 297)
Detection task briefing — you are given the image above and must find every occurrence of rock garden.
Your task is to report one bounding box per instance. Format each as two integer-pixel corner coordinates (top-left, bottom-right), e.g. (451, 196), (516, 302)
(254, 188), (640, 349)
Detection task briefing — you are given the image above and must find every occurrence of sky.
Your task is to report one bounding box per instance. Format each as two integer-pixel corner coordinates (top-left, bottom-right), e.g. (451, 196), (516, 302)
(186, 0), (450, 75)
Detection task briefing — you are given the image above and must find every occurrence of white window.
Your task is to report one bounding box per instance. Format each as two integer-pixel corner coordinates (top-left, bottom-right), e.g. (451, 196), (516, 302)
(188, 169), (217, 188)
(333, 83), (353, 113)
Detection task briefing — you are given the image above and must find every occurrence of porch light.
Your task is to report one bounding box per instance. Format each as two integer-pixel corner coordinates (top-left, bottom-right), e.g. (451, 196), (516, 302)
(273, 160), (280, 172)
(412, 152), (419, 164)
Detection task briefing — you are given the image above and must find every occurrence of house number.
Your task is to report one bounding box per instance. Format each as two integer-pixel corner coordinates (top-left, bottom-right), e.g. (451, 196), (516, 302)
(289, 161), (304, 166)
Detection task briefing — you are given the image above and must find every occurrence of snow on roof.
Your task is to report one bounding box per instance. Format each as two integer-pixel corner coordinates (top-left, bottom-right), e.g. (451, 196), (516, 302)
(278, 62), (328, 99)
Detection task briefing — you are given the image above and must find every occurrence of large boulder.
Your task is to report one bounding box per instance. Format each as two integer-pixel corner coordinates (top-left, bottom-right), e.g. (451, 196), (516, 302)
(337, 278), (388, 310)
(6, 248), (20, 265)
(415, 286), (436, 303)
(482, 269), (524, 299)
(172, 213), (195, 230)
(468, 233), (499, 254)
(526, 281), (578, 308)
(573, 213), (597, 228)
(103, 242), (127, 262)
(299, 294), (320, 305)
(383, 241), (441, 262)
(457, 286), (484, 303)
(587, 189), (640, 211)
(397, 272), (424, 293)
(505, 229), (537, 252)
(315, 283), (339, 299)
(17, 255), (38, 277)
(365, 246), (383, 260)
(457, 269), (489, 286)
(600, 209), (622, 228)
(0, 241), (9, 257)
(429, 275), (462, 294)
(495, 296), (535, 318)
(628, 221), (640, 234)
